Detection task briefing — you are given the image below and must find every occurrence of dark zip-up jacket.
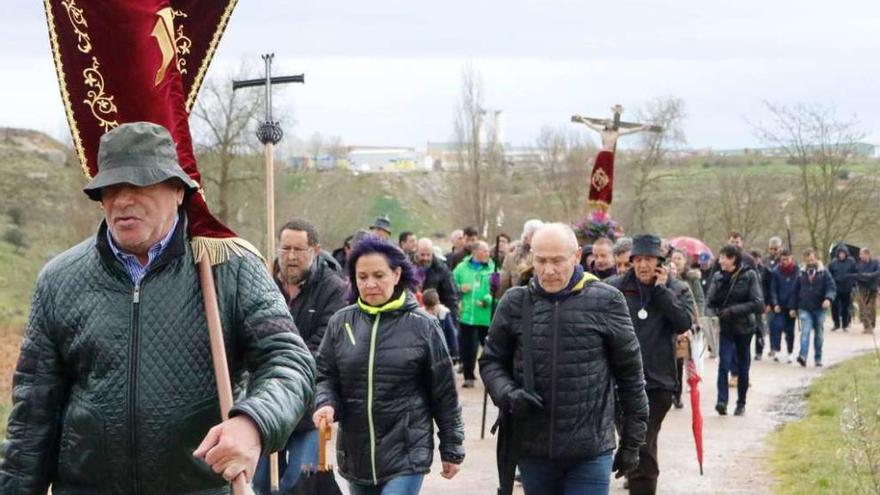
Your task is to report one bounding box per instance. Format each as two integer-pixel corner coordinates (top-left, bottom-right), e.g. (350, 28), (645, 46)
(606, 271), (693, 392)
(856, 258), (880, 292)
(770, 264), (799, 309)
(793, 266), (837, 312)
(0, 215), (316, 495)
(707, 266), (764, 336)
(315, 291), (464, 485)
(828, 251), (858, 294)
(277, 257), (348, 432)
(480, 277), (648, 460)
(420, 256), (460, 319)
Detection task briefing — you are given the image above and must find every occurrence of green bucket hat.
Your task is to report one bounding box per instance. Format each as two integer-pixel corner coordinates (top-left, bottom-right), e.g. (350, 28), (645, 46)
(83, 121), (199, 201)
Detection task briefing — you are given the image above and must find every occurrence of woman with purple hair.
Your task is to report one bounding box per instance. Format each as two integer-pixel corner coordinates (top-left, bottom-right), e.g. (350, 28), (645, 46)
(312, 236), (465, 494)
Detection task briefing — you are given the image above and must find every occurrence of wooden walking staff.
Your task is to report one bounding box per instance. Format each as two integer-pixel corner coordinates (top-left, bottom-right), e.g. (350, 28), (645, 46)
(571, 104), (663, 214)
(233, 53), (305, 491)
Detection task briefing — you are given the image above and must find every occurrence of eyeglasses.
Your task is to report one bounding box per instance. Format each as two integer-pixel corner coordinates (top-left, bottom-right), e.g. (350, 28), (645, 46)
(277, 246), (312, 257)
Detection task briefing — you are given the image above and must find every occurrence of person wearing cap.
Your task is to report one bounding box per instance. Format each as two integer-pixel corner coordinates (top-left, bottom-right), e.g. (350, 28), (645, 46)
(369, 215), (392, 241)
(606, 235), (693, 495)
(0, 122), (316, 494)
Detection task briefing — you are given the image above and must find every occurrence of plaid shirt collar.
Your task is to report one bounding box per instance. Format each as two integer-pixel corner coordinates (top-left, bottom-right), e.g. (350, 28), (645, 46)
(106, 216), (179, 284)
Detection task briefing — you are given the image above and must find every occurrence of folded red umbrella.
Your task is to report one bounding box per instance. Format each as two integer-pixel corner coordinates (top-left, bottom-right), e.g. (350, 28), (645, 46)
(686, 347), (704, 475)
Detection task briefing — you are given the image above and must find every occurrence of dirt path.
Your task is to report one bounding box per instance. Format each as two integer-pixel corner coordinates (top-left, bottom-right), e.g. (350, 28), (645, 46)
(412, 320), (878, 494)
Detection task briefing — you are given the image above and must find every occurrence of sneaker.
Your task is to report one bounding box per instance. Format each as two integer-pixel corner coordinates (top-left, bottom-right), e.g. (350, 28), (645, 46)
(788, 353), (796, 364)
(462, 379), (475, 388)
(843, 327), (850, 332)
(754, 354), (762, 361)
(831, 326), (840, 332)
(815, 362), (823, 367)
(797, 356), (806, 367)
(715, 402), (728, 415)
(772, 352), (780, 363)
(734, 404), (746, 416)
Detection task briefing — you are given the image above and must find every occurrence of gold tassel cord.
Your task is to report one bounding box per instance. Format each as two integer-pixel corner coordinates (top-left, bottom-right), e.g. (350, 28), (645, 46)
(191, 236), (263, 266)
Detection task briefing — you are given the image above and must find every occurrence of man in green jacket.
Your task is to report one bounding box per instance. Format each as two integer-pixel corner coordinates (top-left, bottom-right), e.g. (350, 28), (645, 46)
(453, 240), (495, 387)
(0, 122), (316, 495)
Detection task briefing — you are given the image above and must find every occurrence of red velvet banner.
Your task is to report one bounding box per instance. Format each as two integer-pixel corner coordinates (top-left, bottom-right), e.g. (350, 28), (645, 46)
(588, 150), (615, 211)
(44, 0), (238, 239)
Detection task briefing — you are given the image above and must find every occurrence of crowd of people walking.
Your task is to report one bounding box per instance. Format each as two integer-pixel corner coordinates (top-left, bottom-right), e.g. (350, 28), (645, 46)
(3, 125), (878, 495)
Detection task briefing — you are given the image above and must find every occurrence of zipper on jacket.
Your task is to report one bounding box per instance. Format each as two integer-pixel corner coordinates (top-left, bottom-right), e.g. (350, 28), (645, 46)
(367, 313), (381, 485)
(344, 322), (356, 346)
(549, 301), (560, 459)
(129, 283), (141, 495)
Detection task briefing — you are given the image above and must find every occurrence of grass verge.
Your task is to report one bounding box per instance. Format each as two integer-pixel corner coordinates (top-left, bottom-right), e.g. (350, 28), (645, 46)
(769, 352), (880, 494)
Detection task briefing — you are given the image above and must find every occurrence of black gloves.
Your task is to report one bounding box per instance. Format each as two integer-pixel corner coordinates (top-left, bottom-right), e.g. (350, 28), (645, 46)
(506, 388), (543, 418)
(612, 447), (640, 479)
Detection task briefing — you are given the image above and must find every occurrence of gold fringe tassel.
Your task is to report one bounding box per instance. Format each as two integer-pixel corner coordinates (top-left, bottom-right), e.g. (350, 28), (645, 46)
(191, 236), (263, 266)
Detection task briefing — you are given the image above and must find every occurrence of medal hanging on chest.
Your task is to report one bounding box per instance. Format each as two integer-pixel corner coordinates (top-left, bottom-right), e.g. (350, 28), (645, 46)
(638, 308), (648, 320)
(636, 278), (649, 321)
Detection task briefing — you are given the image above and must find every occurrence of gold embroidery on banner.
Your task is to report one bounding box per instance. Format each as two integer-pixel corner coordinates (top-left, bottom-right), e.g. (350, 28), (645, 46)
(61, 0), (92, 53)
(44, 0), (90, 178)
(152, 8), (176, 86)
(172, 9), (192, 76)
(185, 0), (239, 112)
(83, 57), (119, 132)
(591, 168), (610, 192)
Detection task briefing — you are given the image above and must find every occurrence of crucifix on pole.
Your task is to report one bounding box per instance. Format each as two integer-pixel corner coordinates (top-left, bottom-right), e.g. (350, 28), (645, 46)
(571, 104), (663, 214)
(233, 53), (305, 272)
(232, 53), (304, 492)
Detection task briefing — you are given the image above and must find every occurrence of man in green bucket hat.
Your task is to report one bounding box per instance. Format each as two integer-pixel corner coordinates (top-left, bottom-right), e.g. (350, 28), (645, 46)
(1, 121), (316, 494)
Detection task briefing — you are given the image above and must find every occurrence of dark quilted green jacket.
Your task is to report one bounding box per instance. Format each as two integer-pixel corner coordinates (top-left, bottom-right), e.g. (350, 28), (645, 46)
(0, 216), (316, 495)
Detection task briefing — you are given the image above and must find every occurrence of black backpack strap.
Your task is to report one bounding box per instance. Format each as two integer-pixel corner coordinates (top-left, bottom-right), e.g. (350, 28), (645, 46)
(520, 289), (535, 393)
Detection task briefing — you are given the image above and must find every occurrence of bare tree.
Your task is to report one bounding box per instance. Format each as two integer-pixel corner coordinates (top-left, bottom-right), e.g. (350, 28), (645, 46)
(190, 70), (263, 224)
(754, 102), (878, 259)
(715, 171), (782, 246)
(534, 126), (595, 221)
(450, 64), (504, 234)
(325, 135), (348, 167)
(623, 97), (687, 232)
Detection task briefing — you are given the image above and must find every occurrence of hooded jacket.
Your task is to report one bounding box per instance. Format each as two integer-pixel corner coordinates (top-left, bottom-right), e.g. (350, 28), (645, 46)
(0, 215), (316, 495)
(453, 255), (496, 327)
(828, 248), (858, 294)
(606, 271), (693, 392)
(315, 291), (464, 485)
(480, 270), (648, 460)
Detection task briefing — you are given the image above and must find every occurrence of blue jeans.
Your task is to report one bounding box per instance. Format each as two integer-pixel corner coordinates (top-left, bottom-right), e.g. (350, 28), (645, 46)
(799, 309), (825, 364)
(348, 474), (425, 495)
(717, 332), (752, 407)
(254, 429), (320, 494)
(518, 452), (613, 495)
(770, 311), (796, 354)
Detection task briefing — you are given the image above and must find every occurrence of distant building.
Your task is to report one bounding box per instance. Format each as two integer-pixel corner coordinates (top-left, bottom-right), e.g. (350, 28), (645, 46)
(346, 146), (426, 172)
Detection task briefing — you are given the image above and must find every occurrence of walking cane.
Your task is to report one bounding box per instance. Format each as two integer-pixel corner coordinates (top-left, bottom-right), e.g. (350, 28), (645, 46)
(198, 258), (253, 495)
(481, 235), (502, 440)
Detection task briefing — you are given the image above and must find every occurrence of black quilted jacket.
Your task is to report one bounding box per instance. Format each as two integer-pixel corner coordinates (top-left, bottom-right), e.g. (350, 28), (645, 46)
(0, 216), (316, 495)
(315, 291), (464, 485)
(480, 279), (649, 460)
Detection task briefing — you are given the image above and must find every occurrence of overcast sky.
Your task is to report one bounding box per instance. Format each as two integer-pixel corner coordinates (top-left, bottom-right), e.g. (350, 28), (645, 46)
(2, 0), (879, 150)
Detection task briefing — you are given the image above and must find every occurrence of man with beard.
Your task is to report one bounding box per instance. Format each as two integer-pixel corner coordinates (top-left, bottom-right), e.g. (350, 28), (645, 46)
(607, 235), (693, 494)
(590, 237), (617, 279)
(767, 237), (783, 269)
(398, 230), (418, 262)
(256, 219), (348, 493)
(791, 249), (836, 367)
